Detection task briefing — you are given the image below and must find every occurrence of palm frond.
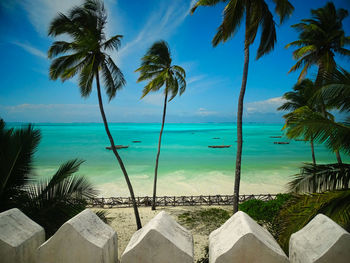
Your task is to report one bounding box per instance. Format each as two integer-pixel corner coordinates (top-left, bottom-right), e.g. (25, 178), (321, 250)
(190, 0), (227, 14)
(272, 0), (294, 24)
(275, 190), (350, 253)
(289, 163), (350, 193)
(102, 35), (123, 51)
(212, 0), (244, 46)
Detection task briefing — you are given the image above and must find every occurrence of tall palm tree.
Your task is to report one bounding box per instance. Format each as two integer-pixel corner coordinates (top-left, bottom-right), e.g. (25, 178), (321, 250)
(47, 0), (142, 229)
(191, 0), (294, 212)
(136, 40), (186, 210)
(286, 2), (350, 164)
(278, 79), (318, 165)
(0, 120), (99, 237)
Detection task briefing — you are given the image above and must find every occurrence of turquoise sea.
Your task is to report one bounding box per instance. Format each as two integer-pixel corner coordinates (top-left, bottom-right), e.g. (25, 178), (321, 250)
(9, 123), (349, 196)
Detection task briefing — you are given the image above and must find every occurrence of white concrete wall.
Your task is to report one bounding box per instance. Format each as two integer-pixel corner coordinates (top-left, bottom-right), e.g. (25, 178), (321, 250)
(0, 208), (45, 263)
(121, 211), (194, 263)
(209, 211), (289, 263)
(37, 209), (118, 263)
(289, 214), (350, 263)
(1, 208), (349, 263)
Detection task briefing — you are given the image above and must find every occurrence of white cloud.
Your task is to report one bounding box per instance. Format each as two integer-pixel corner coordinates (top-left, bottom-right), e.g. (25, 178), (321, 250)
(118, 0), (195, 61)
(141, 93), (165, 106)
(187, 75), (206, 85)
(21, 0), (84, 36)
(11, 41), (47, 59)
(196, 107), (217, 117)
(245, 97), (286, 114)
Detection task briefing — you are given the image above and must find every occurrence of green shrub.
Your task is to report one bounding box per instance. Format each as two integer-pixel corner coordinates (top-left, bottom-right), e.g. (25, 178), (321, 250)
(239, 194), (292, 237)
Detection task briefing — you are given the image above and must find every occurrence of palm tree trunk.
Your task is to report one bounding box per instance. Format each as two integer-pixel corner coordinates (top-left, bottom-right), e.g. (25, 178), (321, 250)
(310, 137), (316, 165)
(152, 92), (168, 210)
(95, 71), (142, 229)
(233, 7), (250, 213)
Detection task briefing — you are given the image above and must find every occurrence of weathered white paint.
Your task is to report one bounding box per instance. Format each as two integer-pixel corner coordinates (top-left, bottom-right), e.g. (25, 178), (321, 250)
(0, 208), (45, 263)
(209, 211), (289, 263)
(121, 211), (193, 263)
(37, 209), (118, 263)
(289, 214), (350, 263)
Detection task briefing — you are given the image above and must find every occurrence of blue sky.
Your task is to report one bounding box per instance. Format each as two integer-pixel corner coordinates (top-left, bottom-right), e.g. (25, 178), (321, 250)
(0, 0), (349, 123)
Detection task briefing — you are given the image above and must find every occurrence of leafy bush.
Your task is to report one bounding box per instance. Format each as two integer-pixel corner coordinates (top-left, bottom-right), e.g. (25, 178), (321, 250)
(239, 194), (292, 237)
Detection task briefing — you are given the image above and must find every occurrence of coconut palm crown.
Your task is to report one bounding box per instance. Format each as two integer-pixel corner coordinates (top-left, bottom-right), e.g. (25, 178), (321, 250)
(136, 40), (186, 101)
(191, 0), (294, 59)
(48, 0), (125, 99)
(286, 2), (350, 80)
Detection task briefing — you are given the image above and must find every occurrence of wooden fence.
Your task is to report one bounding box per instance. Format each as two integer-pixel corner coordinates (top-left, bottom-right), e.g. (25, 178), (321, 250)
(87, 194), (277, 208)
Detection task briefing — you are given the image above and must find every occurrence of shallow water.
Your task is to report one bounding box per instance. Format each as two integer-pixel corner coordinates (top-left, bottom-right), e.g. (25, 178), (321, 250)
(8, 122), (347, 196)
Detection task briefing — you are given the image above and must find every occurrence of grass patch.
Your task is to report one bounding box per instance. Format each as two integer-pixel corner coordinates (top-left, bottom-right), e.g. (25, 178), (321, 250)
(178, 208), (232, 235)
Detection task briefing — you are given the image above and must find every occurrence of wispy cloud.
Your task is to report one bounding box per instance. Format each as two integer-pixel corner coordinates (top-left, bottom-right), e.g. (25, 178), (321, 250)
(141, 93), (164, 106)
(118, 0), (195, 61)
(11, 41), (47, 59)
(245, 97), (286, 114)
(196, 107), (217, 117)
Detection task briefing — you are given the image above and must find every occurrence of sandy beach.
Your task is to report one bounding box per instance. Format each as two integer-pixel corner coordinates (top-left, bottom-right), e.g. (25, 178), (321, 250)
(94, 205), (232, 261)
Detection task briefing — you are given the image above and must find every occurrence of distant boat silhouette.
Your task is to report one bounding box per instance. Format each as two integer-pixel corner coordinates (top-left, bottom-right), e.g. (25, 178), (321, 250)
(270, 136), (282, 138)
(274, 142), (289, 145)
(106, 145), (129, 150)
(132, 141), (142, 143)
(208, 145), (231, 148)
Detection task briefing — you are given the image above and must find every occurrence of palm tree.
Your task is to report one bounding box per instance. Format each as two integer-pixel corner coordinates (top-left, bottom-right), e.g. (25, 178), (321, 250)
(136, 41), (186, 210)
(278, 79), (318, 165)
(47, 0), (141, 229)
(191, 0), (294, 212)
(0, 120), (99, 237)
(286, 2), (350, 164)
(274, 69), (350, 251)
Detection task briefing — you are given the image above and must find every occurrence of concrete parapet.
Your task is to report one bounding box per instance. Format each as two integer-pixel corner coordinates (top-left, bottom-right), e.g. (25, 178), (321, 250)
(209, 211), (288, 263)
(289, 214), (350, 263)
(37, 209), (118, 263)
(0, 208), (45, 263)
(121, 211), (193, 263)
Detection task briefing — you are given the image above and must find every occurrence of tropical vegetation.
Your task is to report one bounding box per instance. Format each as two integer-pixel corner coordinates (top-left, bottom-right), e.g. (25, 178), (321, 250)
(0, 119), (99, 237)
(47, 0), (142, 229)
(191, 0), (294, 212)
(136, 40), (186, 210)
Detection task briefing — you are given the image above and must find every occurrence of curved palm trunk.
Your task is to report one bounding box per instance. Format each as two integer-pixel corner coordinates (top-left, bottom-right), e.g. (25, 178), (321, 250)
(233, 9), (250, 213)
(152, 92), (168, 210)
(95, 71), (142, 229)
(310, 137), (316, 165)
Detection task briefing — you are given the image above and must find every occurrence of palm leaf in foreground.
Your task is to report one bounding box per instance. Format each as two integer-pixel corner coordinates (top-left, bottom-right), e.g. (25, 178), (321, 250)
(289, 163), (350, 193)
(22, 159), (98, 237)
(275, 190), (350, 253)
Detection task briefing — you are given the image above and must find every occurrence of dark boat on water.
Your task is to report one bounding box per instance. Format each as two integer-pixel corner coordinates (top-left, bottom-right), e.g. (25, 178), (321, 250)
(105, 145), (129, 150)
(132, 141), (142, 143)
(208, 145), (231, 148)
(273, 142), (289, 145)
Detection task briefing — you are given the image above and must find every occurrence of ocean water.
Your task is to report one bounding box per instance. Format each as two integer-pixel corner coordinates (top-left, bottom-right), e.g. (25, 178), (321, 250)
(8, 123), (348, 196)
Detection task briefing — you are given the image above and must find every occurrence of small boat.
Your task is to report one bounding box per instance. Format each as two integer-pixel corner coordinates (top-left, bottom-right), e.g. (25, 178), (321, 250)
(212, 137), (220, 139)
(208, 145), (231, 148)
(270, 136), (282, 138)
(105, 145), (129, 150)
(273, 142), (289, 145)
(132, 140), (142, 143)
